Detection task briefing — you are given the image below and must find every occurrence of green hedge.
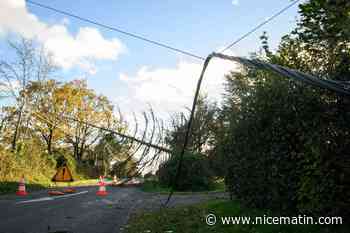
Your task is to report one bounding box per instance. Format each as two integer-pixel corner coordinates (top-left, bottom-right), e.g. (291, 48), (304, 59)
(158, 152), (215, 191)
(224, 73), (350, 221)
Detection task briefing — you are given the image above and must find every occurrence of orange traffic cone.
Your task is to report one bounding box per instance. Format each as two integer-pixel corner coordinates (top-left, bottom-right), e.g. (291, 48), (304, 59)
(16, 175), (28, 196)
(96, 176), (108, 196)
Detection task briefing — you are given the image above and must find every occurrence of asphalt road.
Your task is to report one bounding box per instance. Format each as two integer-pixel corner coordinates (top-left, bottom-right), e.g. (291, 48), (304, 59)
(0, 186), (144, 233)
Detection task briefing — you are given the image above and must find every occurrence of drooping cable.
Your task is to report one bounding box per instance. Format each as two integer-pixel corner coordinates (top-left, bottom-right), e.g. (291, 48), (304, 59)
(164, 52), (350, 206)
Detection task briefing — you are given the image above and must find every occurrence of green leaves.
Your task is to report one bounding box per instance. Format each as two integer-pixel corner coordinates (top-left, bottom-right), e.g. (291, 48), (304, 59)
(222, 1), (350, 221)
(158, 152), (215, 191)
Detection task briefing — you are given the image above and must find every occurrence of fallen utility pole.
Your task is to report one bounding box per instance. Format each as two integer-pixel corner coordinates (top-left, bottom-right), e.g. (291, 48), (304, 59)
(62, 115), (172, 154)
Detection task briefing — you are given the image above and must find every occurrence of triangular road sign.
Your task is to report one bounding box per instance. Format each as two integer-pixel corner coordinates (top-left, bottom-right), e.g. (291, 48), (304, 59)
(52, 166), (74, 182)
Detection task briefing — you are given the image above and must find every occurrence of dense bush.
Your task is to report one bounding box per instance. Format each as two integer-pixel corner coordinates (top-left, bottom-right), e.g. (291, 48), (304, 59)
(0, 139), (95, 194)
(158, 152), (214, 191)
(224, 58), (350, 219)
(144, 172), (157, 180)
(0, 140), (56, 193)
(223, 0), (350, 223)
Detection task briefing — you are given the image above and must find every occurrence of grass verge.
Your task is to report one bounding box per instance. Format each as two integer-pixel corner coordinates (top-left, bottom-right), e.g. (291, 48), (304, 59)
(141, 180), (171, 193)
(126, 199), (346, 233)
(52, 179), (99, 187)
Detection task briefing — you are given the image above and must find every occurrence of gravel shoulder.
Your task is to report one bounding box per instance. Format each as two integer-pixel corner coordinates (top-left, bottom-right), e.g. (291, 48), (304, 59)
(130, 190), (228, 212)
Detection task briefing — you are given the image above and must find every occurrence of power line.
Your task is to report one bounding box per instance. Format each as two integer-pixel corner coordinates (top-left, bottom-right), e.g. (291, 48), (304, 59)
(26, 0), (301, 61)
(220, 0), (301, 53)
(25, 0), (205, 61)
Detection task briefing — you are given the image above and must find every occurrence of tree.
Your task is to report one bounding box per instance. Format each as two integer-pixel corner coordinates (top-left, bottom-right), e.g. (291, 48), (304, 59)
(166, 95), (218, 154)
(94, 133), (135, 177)
(297, 0), (350, 80)
(24, 80), (67, 154)
(0, 38), (56, 151)
(61, 80), (117, 161)
(222, 0), (350, 219)
(158, 151), (214, 191)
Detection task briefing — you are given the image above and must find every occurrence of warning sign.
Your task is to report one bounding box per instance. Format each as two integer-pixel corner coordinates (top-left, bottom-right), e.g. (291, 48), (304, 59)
(52, 166), (74, 182)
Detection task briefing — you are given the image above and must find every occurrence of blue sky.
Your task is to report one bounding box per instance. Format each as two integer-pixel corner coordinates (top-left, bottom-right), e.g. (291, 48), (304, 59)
(31, 0), (299, 67)
(0, 0), (301, 118)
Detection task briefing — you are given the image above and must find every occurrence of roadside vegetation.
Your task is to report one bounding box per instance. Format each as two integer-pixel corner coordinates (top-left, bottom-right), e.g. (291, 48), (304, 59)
(141, 180), (171, 193)
(141, 178), (224, 194)
(0, 40), (138, 195)
(134, 0), (349, 231)
(0, 142), (98, 194)
(126, 200), (347, 233)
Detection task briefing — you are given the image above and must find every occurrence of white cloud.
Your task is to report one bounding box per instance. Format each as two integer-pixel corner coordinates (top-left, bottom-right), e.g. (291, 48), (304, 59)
(117, 55), (241, 121)
(115, 54), (241, 172)
(0, 0), (125, 72)
(61, 17), (70, 26)
(78, 60), (98, 75)
(232, 0), (240, 6)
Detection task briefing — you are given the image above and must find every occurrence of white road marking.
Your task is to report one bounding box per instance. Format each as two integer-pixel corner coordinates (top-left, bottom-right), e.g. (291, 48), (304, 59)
(16, 197), (53, 204)
(52, 191), (89, 199)
(16, 191), (89, 204)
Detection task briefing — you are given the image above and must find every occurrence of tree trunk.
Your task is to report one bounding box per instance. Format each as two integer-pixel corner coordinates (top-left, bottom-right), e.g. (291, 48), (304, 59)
(47, 128), (53, 154)
(11, 105), (24, 151)
(78, 146), (85, 161)
(73, 143), (79, 160)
